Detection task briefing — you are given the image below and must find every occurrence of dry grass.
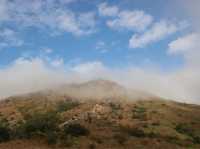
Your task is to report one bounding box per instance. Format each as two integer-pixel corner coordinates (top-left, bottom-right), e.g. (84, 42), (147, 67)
(0, 81), (200, 149)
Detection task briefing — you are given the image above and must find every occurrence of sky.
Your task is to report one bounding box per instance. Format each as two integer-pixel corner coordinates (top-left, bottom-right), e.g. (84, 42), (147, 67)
(0, 0), (200, 103)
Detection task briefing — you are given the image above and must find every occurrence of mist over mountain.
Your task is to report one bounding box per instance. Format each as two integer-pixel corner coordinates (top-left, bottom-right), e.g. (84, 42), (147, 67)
(0, 79), (200, 149)
(0, 0), (200, 148)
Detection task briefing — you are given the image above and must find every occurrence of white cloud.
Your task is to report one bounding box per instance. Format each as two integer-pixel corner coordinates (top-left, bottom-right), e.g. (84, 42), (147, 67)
(168, 33), (200, 54)
(168, 33), (200, 68)
(55, 11), (96, 36)
(42, 48), (53, 54)
(59, 0), (76, 5)
(0, 57), (68, 98)
(98, 2), (119, 17)
(95, 41), (109, 53)
(0, 0), (9, 21)
(0, 28), (23, 48)
(97, 2), (188, 48)
(98, 3), (153, 32)
(1, 57), (200, 103)
(0, 0), (96, 36)
(107, 10), (153, 32)
(129, 21), (186, 48)
(51, 58), (64, 67)
(72, 61), (107, 76)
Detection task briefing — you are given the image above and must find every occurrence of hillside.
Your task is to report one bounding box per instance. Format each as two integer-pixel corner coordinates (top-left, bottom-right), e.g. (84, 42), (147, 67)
(0, 80), (200, 149)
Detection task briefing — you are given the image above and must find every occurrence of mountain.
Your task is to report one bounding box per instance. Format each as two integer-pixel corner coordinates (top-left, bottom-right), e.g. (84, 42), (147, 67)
(0, 80), (200, 149)
(48, 79), (155, 101)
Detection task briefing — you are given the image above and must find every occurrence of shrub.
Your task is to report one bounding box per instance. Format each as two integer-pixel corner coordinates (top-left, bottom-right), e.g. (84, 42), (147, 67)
(11, 121), (27, 139)
(192, 136), (200, 144)
(132, 106), (147, 120)
(109, 102), (121, 111)
(135, 106), (146, 113)
(56, 100), (79, 113)
(128, 128), (146, 137)
(113, 133), (128, 145)
(120, 125), (146, 138)
(175, 123), (200, 144)
(90, 136), (103, 144)
(46, 131), (58, 144)
(175, 123), (193, 136)
(89, 143), (96, 149)
(164, 136), (181, 145)
(59, 135), (78, 147)
(0, 118), (10, 142)
(22, 111), (59, 139)
(63, 123), (89, 137)
(151, 121), (160, 126)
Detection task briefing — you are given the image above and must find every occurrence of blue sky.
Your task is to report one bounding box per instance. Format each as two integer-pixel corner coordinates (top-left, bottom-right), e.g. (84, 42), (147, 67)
(1, 0), (200, 102)
(0, 0), (190, 70)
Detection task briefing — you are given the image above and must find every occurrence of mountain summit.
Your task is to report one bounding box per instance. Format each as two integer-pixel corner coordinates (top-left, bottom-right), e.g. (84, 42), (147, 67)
(50, 79), (153, 101)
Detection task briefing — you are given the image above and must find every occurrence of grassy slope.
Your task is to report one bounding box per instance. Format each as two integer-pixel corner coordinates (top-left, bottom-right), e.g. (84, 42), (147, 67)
(0, 94), (200, 149)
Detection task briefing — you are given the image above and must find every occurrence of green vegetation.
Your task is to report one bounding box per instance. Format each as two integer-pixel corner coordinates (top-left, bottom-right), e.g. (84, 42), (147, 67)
(113, 133), (128, 145)
(175, 123), (200, 144)
(11, 110), (60, 144)
(132, 106), (147, 120)
(56, 100), (79, 112)
(120, 125), (146, 138)
(0, 118), (10, 142)
(175, 123), (193, 136)
(89, 143), (96, 149)
(0, 97), (200, 148)
(63, 123), (89, 137)
(0, 106), (89, 146)
(23, 111), (59, 137)
(109, 102), (121, 111)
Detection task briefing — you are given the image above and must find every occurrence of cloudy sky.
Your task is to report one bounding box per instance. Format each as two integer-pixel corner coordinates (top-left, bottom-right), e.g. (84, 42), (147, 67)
(0, 0), (200, 103)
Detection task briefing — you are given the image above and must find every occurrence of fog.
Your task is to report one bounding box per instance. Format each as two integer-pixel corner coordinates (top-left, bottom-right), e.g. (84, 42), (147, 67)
(0, 0), (200, 104)
(0, 56), (199, 104)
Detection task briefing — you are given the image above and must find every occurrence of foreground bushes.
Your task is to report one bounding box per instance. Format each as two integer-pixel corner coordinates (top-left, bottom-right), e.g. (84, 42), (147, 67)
(56, 100), (79, 113)
(1, 110), (90, 145)
(23, 111), (59, 138)
(0, 118), (10, 142)
(175, 123), (200, 144)
(10, 110), (60, 144)
(119, 125), (146, 138)
(63, 123), (89, 137)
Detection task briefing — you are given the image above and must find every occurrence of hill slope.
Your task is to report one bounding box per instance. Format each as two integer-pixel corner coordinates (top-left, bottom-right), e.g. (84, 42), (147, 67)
(0, 80), (200, 149)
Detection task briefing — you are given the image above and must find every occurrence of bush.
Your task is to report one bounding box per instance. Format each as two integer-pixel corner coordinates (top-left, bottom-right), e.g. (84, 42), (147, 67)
(0, 118), (10, 142)
(12, 121), (27, 139)
(120, 125), (146, 138)
(175, 123), (200, 144)
(134, 106), (146, 113)
(89, 143), (96, 149)
(132, 106), (147, 120)
(128, 128), (146, 137)
(46, 131), (58, 144)
(192, 136), (200, 144)
(175, 123), (193, 136)
(56, 100), (79, 113)
(22, 111), (59, 140)
(90, 136), (103, 144)
(113, 133), (128, 145)
(63, 123), (89, 137)
(109, 102), (121, 111)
